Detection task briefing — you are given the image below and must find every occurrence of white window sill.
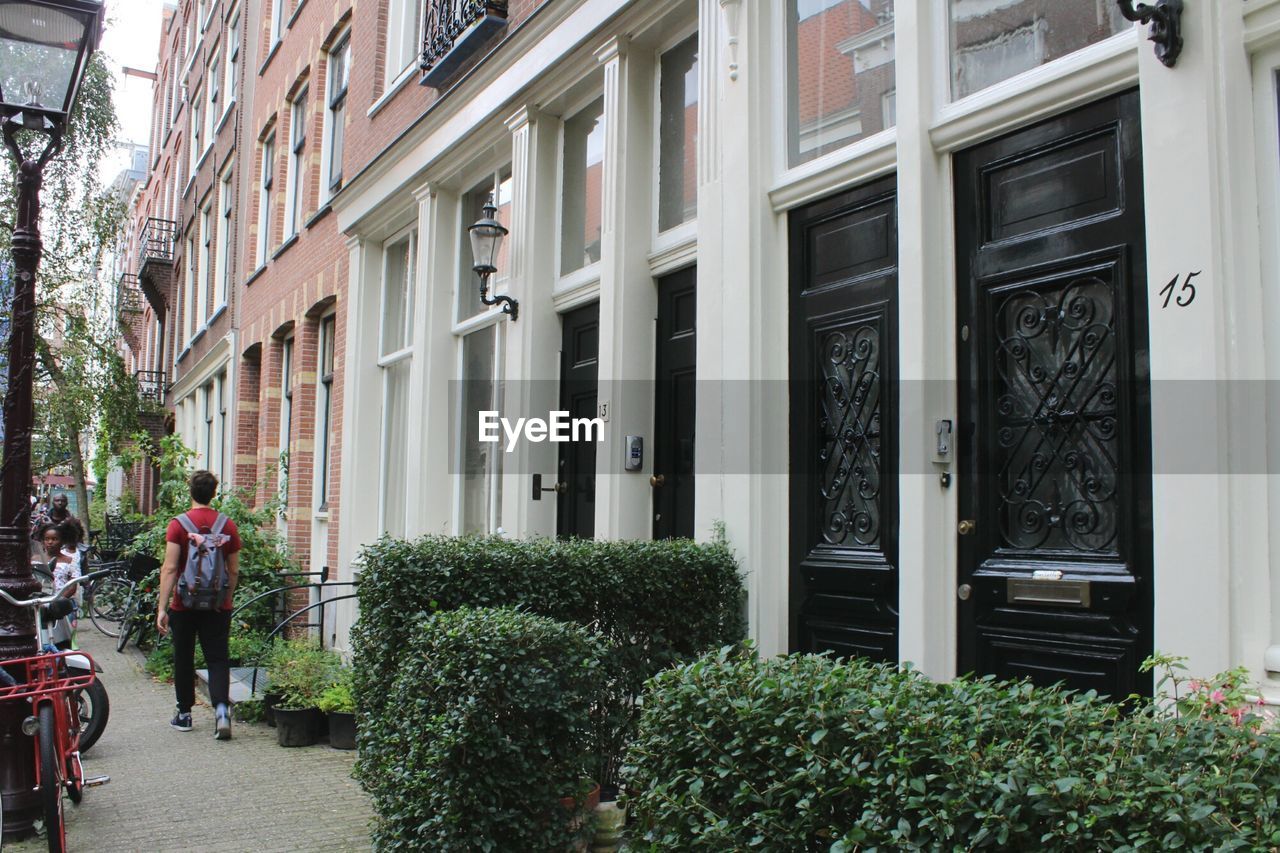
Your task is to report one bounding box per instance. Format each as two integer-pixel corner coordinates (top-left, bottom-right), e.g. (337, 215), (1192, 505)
(554, 262), (601, 297)
(367, 64), (416, 118)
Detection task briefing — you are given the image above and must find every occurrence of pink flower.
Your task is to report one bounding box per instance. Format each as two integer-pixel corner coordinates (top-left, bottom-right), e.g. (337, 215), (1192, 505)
(1188, 680), (1203, 692)
(1211, 690), (1226, 704)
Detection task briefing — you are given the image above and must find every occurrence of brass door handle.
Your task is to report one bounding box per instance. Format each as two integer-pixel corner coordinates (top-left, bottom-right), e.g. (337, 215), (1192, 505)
(650, 474), (666, 488)
(958, 520), (976, 535)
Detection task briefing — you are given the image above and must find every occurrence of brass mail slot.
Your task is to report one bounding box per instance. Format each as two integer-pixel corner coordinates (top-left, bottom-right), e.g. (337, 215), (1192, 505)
(1007, 578), (1091, 608)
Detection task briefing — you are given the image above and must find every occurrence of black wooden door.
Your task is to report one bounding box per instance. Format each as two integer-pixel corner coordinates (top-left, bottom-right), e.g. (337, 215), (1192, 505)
(955, 91), (1153, 698)
(558, 303), (599, 539)
(789, 176), (898, 661)
(654, 268), (696, 540)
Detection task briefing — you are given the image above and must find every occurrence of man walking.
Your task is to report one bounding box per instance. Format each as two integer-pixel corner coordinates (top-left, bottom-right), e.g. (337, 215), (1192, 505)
(155, 470), (241, 739)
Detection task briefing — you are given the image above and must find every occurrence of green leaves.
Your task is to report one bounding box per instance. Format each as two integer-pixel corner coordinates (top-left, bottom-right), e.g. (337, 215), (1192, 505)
(623, 651), (1280, 850)
(358, 607), (604, 851)
(350, 535), (745, 792)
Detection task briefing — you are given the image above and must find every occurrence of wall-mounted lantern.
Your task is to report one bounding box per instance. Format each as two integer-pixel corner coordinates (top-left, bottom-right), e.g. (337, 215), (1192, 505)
(468, 194), (518, 321)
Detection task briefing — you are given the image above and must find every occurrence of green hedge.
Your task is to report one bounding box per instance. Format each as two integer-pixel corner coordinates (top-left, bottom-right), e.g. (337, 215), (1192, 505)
(362, 607), (602, 851)
(351, 535), (745, 788)
(624, 648), (1280, 850)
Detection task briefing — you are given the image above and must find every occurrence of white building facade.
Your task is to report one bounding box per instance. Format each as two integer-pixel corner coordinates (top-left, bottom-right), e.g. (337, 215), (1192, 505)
(332, 0), (1280, 701)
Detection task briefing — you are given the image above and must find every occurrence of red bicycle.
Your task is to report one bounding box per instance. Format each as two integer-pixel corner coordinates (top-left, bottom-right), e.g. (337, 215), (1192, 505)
(0, 568), (113, 852)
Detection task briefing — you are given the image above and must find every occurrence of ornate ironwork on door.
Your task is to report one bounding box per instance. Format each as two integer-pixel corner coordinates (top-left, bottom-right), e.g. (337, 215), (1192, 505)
(994, 272), (1118, 554)
(818, 321), (882, 549)
(421, 0), (509, 87)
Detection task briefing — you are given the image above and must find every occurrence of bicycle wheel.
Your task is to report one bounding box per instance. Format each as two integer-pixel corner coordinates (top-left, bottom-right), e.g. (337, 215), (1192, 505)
(38, 703), (66, 853)
(75, 678), (110, 754)
(87, 577), (130, 637)
(115, 610), (135, 654)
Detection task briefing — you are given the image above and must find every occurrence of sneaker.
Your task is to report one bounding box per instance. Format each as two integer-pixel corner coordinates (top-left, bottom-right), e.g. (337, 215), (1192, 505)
(170, 708), (193, 732)
(214, 706), (232, 741)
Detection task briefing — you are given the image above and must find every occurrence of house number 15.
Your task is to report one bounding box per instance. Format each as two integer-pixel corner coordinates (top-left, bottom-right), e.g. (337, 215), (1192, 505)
(1159, 271), (1200, 309)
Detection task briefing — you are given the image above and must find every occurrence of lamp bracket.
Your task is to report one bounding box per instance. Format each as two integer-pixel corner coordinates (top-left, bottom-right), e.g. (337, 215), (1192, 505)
(478, 273), (519, 322)
(1117, 0), (1183, 68)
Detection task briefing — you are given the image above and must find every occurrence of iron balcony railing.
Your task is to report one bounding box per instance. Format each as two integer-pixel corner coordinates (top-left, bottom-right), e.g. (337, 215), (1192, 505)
(135, 370), (168, 404)
(420, 0), (509, 87)
(117, 272), (143, 315)
(138, 217), (177, 267)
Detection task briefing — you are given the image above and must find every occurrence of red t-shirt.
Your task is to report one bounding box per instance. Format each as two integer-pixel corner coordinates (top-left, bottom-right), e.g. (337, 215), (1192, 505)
(165, 507), (242, 611)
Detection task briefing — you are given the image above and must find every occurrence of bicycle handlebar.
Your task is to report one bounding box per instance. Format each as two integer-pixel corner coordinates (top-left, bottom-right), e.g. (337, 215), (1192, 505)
(0, 567), (119, 609)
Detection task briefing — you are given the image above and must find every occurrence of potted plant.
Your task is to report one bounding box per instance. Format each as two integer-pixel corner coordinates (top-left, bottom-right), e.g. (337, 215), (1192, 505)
(316, 672), (356, 750)
(266, 639), (340, 747)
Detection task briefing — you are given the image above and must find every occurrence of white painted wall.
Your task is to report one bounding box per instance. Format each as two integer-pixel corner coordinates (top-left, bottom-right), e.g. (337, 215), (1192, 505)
(331, 0), (1280, 691)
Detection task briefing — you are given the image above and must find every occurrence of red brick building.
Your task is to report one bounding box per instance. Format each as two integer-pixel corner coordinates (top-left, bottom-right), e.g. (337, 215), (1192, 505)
(123, 0), (250, 512)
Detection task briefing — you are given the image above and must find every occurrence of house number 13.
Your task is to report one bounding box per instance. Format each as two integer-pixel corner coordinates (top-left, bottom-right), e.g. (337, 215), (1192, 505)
(1159, 271), (1199, 309)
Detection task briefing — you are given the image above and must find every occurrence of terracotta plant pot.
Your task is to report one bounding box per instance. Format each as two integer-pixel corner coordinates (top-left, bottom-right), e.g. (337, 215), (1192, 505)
(559, 782), (601, 813)
(274, 707), (318, 747)
(560, 783), (602, 850)
(328, 711), (356, 750)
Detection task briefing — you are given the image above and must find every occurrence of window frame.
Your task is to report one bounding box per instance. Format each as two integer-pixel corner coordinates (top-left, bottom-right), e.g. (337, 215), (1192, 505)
(285, 87), (308, 239)
(216, 161), (233, 308)
(452, 320), (504, 536)
(651, 26), (700, 254)
(188, 84), (203, 174)
(256, 132), (276, 267)
(376, 226), (418, 537)
(206, 47), (220, 142)
(323, 32), (350, 196)
(184, 234), (197, 347)
(271, 0), (285, 48)
(278, 335), (294, 517)
(316, 312), (337, 511)
(555, 92), (607, 291)
(198, 200), (212, 330)
(223, 6), (240, 120)
(384, 0), (424, 87)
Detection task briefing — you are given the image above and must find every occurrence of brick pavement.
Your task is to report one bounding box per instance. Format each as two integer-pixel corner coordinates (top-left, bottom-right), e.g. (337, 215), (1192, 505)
(7, 628), (372, 852)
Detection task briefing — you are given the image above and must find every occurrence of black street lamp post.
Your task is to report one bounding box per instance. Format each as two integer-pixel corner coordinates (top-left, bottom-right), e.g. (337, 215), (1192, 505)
(0, 0), (103, 837)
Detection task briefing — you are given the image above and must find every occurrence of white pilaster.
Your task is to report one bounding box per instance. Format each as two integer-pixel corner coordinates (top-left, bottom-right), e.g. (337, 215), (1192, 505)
(500, 106), (562, 538)
(594, 36), (658, 540)
(893, 0), (956, 679)
(417, 184), (462, 535)
(701, 0), (790, 656)
(333, 235), (380, 648)
(1138, 2), (1246, 679)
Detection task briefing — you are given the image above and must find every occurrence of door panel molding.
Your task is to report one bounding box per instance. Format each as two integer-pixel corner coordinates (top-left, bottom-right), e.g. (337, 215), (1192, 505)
(790, 175), (899, 661)
(955, 91), (1152, 698)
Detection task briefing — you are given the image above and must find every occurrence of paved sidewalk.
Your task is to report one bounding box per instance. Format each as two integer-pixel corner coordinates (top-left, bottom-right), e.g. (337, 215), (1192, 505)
(7, 629), (372, 852)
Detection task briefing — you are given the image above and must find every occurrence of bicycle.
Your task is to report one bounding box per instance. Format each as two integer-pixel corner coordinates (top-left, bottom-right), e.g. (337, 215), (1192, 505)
(0, 568), (114, 852)
(82, 563), (131, 638)
(27, 561), (113, 753)
(112, 569), (157, 654)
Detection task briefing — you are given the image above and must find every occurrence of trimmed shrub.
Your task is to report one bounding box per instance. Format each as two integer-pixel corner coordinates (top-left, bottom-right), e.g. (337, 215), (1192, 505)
(351, 535), (744, 787)
(624, 648), (1280, 851)
(361, 607), (603, 852)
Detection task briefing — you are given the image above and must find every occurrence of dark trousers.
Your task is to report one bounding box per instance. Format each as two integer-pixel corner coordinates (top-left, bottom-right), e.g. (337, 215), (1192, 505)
(169, 608), (231, 712)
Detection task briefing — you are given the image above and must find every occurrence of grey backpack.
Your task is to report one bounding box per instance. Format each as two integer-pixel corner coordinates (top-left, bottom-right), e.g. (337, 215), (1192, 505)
(176, 512), (231, 610)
